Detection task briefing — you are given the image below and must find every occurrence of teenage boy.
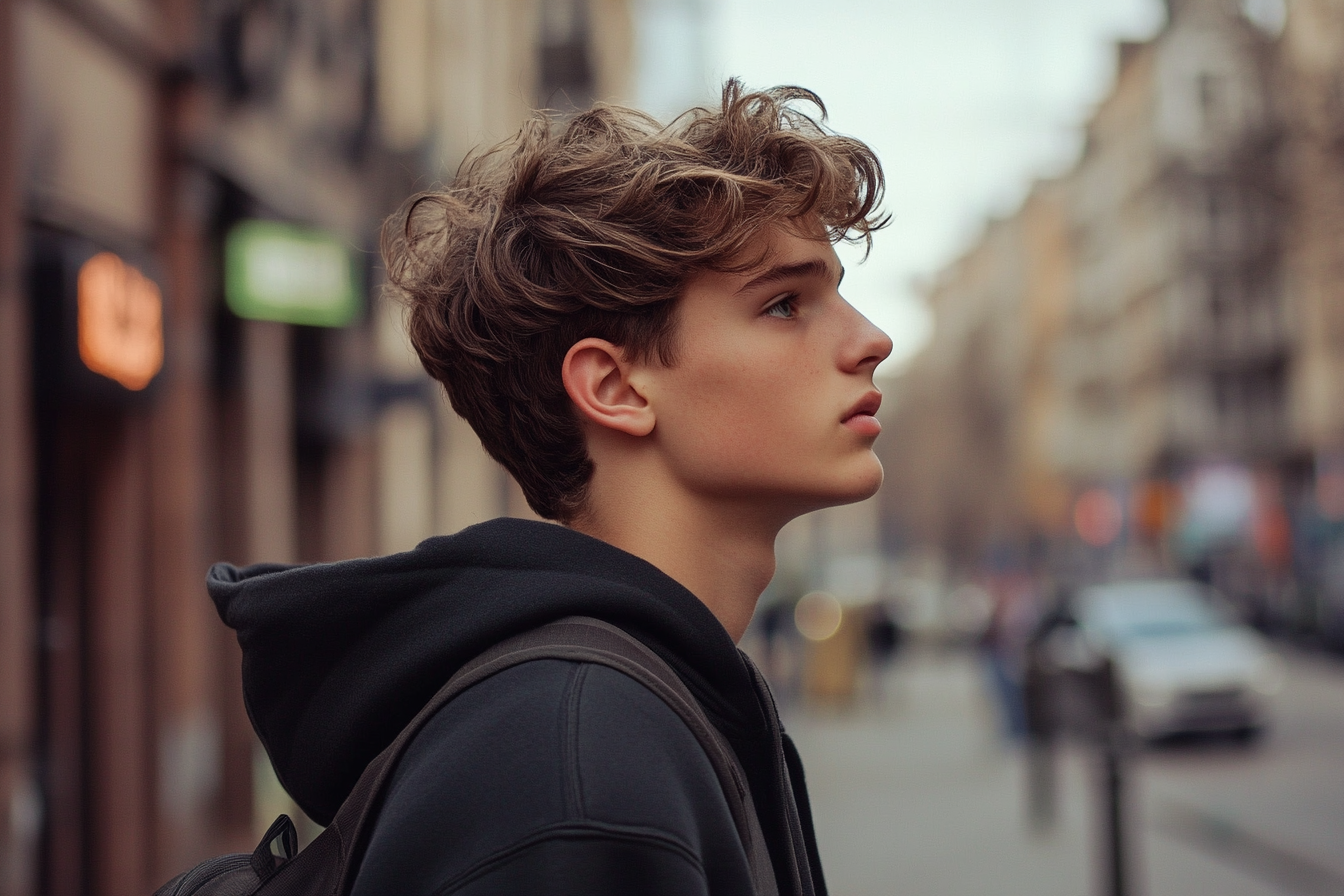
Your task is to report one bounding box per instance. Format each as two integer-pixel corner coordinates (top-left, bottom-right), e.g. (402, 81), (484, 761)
(209, 81), (892, 895)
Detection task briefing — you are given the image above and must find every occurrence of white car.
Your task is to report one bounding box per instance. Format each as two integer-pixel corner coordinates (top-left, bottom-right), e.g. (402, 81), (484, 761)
(1074, 580), (1284, 740)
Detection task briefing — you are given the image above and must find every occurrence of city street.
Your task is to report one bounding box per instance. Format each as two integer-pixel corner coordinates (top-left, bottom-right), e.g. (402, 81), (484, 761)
(785, 646), (1344, 896)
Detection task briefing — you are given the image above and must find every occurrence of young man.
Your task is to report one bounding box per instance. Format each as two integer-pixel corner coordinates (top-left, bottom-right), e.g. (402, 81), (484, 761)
(209, 81), (891, 895)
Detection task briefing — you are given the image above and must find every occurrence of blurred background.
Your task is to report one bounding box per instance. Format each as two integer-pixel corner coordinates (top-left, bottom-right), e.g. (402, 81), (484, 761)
(1, 0), (1343, 894)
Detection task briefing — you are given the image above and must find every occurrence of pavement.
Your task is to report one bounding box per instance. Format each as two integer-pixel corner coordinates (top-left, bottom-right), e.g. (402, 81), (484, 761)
(781, 645), (1344, 896)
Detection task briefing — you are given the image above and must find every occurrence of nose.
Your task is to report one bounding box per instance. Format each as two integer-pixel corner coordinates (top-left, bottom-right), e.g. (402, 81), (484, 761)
(839, 301), (893, 373)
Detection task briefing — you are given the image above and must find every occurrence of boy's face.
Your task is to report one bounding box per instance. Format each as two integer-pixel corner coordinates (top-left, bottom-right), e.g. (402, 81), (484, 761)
(639, 220), (893, 519)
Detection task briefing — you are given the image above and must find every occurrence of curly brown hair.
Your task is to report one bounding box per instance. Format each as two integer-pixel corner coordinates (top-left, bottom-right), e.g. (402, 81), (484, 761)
(382, 79), (887, 522)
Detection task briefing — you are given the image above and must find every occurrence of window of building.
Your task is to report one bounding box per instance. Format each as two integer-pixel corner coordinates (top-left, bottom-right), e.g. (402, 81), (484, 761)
(538, 0), (595, 111)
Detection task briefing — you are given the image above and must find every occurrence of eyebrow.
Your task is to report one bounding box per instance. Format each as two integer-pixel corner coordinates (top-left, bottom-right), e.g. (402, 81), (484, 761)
(735, 259), (844, 295)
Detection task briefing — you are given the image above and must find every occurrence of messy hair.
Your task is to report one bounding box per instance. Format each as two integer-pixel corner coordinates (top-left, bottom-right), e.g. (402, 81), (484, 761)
(382, 79), (887, 521)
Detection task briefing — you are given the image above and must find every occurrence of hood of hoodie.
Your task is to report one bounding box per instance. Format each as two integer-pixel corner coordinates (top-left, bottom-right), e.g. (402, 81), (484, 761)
(209, 517), (770, 826)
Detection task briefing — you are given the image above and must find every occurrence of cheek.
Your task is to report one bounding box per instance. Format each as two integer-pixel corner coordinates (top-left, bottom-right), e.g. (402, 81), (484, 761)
(658, 357), (825, 473)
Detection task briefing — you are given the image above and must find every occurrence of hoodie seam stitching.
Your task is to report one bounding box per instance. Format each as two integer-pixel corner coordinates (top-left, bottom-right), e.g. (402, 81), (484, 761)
(558, 663), (577, 819)
(566, 663), (590, 820)
(428, 820), (707, 895)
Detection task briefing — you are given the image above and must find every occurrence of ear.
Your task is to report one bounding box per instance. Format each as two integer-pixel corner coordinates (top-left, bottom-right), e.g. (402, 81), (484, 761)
(562, 338), (655, 437)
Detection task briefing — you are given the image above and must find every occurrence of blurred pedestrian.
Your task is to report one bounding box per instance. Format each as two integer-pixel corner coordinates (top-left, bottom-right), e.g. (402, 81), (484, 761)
(865, 601), (904, 702)
(757, 597), (804, 702)
(979, 575), (1042, 741)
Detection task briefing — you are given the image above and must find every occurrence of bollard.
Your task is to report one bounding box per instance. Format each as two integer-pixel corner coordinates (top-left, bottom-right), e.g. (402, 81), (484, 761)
(1101, 727), (1126, 896)
(1023, 639), (1057, 832)
(1025, 611), (1137, 896)
(1091, 657), (1129, 896)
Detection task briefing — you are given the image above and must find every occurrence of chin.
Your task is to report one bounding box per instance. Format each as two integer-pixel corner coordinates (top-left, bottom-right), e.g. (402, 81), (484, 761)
(836, 470), (884, 504)
(795, 457), (884, 511)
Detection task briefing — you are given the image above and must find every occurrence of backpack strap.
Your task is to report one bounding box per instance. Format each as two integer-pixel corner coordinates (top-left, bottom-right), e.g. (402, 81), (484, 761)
(262, 616), (779, 896)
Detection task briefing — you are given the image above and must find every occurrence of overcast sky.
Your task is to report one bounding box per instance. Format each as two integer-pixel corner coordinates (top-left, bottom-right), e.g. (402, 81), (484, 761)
(656, 0), (1168, 374)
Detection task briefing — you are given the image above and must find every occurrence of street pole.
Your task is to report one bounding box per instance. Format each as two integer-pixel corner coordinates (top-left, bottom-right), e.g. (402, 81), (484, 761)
(0, 0), (39, 892)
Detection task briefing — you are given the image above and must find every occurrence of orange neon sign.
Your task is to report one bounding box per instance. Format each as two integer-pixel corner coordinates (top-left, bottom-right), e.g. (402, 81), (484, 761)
(77, 252), (163, 391)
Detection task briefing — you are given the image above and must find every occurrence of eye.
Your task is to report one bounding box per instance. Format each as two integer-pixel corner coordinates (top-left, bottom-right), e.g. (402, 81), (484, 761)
(764, 294), (798, 319)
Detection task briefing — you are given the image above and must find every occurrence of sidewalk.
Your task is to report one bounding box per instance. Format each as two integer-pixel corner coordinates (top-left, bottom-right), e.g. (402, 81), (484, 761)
(783, 646), (1340, 896)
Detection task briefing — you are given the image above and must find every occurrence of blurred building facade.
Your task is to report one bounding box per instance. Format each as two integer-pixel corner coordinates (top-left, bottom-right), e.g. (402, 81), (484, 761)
(1282, 0), (1344, 450)
(0, 1), (634, 894)
(1058, 3), (1282, 481)
(882, 0), (1344, 644)
(883, 181), (1073, 568)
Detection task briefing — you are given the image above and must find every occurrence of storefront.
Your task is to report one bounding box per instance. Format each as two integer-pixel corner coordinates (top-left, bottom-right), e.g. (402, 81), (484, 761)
(4, 3), (393, 892)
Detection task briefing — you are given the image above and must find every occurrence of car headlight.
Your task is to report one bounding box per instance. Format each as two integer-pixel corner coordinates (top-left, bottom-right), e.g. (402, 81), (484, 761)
(1251, 655), (1285, 696)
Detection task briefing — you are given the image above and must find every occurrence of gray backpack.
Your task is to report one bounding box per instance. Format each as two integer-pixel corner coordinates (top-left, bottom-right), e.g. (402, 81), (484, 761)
(154, 616), (780, 896)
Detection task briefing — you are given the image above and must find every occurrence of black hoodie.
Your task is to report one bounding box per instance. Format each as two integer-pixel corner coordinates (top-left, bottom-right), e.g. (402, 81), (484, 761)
(209, 517), (825, 895)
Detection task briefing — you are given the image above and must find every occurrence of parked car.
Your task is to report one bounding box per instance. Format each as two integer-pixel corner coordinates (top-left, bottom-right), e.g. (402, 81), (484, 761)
(1072, 580), (1283, 740)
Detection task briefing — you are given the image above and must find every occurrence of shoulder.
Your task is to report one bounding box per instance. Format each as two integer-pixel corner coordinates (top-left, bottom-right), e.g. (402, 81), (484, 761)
(567, 661), (732, 833)
(352, 658), (749, 895)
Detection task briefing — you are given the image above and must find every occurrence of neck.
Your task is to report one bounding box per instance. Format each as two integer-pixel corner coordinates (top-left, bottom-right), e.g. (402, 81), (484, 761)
(569, 466), (784, 643)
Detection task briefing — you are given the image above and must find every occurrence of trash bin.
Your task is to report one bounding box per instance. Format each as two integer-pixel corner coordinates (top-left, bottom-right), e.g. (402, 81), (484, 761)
(797, 592), (864, 705)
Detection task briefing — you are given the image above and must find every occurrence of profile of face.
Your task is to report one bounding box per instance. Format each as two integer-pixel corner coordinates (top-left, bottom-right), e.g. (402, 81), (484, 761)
(639, 219), (894, 522)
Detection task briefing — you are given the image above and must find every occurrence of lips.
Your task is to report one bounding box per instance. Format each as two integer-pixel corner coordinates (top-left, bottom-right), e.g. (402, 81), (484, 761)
(843, 391), (882, 422)
(842, 391), (883, 436)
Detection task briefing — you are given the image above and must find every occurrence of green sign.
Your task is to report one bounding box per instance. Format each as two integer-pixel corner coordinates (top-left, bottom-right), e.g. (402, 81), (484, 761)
(225, 220), (360, 327)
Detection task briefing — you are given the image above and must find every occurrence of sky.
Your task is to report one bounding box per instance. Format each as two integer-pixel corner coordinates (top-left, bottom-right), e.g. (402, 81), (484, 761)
(639, 0), (1168, 375)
